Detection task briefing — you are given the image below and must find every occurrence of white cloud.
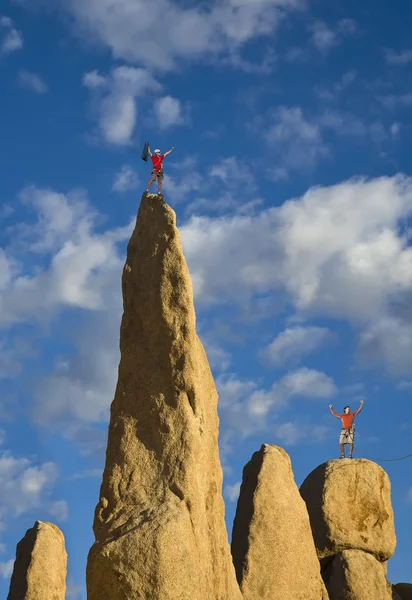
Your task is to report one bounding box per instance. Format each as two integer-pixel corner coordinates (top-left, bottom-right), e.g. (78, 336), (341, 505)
(49, 500), (68, 522)
(309, 18), (357, 54)
(280, 368), (336, 398)
(385, 49), (412, 65)
(180, 175), (412, 374)
(0, 559), (14, 579)
(45, 0), (304, 71)
(265, 106), (328, 170)
(209, 156), (256, 192)
(265, 326), (331, 366)
(0, 16), (23, 55)
(358, 318), (412, 375)
(83, 66), (161, 145)
(217, 368), (336, 438)
(154, 96), (184, 129)
(224, 481), (241, 502)
(309, 20), (337, 53)
(32, 309), (120, 426)
(0, 451), (59, 530)
(18, 70), (48, 94)
(112, 165), (140, 192)
(0, 186), (132, 326)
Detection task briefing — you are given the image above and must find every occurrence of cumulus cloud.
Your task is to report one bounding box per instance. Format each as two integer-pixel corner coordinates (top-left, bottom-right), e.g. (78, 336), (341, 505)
(358, 318), (412, 375)
(83, 66), (161, 145)
(0, 16), (23, 55)
(217, 367), (336, 437)
(0, 449), (59, 532)
(180, 175), (412, 374)
(46, 0), (304, 71)
(112, 165), (140, 192)
(265, 106), (328, 170)
(265, 325), (331, 366)
(0, 185), (132, 326)
(18, 70), (48, 94)
(154, 96), (184, 129)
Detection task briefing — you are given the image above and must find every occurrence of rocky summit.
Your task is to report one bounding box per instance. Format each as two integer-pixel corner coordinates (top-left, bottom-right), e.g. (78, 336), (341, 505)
(300, 458), (396, 563)
(86, 193), (242, 600)
(7, 521), (67, 600)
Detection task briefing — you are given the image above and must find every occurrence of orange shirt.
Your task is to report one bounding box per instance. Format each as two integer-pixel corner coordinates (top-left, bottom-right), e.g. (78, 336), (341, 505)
(331, 408), (361, 429)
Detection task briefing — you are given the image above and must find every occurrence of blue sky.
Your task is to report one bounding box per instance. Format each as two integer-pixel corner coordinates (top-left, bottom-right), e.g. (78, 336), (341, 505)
(1, 0), (412, 597)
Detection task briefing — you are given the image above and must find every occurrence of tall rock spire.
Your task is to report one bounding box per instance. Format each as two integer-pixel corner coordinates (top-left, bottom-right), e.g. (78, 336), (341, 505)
(86, 193), (241, 600)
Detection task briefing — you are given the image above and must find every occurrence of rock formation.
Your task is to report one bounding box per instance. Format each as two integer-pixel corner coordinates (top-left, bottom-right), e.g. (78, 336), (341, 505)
(300, 459), (398, 600)
(231, 444), (326, 600)
(7, 521), (67, 600)
(322, 549), (396, 600)
(300, 459), (396, 563)
(395, 583), (412, 599)
(86, 193), (242, 600)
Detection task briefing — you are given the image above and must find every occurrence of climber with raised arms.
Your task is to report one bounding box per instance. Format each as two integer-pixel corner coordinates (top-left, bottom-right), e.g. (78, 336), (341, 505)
(329, 400), (364, 459)
(145, 144), (175, 195)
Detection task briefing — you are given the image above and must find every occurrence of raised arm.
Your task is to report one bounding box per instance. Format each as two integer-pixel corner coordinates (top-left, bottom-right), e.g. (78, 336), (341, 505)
(353, 399), (364, 416)
(329, 404), (341, 417)
(164, 146), (175, 157)
(147, 144), (153, 157)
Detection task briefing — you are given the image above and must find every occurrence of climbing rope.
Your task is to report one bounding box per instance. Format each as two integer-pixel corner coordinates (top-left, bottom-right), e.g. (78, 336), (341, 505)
(360, 451), (412, 463)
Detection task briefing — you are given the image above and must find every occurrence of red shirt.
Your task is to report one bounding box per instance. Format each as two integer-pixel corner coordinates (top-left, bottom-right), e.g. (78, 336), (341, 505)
(151, 154), (164, 171)
(331, 407), (361, 429)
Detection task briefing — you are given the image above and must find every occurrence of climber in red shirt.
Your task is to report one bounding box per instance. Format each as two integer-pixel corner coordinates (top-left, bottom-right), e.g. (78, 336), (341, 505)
(329, 400), (364, 459)
(145, 145), (175, 195)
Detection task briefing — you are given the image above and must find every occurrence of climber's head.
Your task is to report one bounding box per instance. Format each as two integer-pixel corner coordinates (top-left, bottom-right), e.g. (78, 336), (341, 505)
(344, 406), (350, 414)
(154, 148), (161, 155)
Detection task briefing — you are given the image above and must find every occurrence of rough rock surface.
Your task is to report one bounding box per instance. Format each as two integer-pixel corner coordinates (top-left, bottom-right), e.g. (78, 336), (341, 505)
(323, 549), (395, 600)
(394, 583), (412, 599)
(231, 444), (326, 600)
(86, 193), (242, 600)
(7, 521), (67, 600)
(300, 459), (396, 562)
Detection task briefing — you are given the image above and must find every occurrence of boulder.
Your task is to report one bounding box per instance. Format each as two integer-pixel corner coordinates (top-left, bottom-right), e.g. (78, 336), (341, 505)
(300, 459), (396, 562)
(231, 444), (325, 600)
(323, 549), (394, 600)
(7, 521), (67, 600)
(86, 193), (242, 600)
(394, 583), (412, 599)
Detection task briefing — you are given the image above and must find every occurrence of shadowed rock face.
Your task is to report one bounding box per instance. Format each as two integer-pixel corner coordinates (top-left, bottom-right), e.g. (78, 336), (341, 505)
(394, 583), (412, 599)
(300, 459), (396, 563)
(231, 444), (326, 600)
(7, 521), (67, 600)
(86, 193), (241, 600)
(322, 550), (396, 600)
